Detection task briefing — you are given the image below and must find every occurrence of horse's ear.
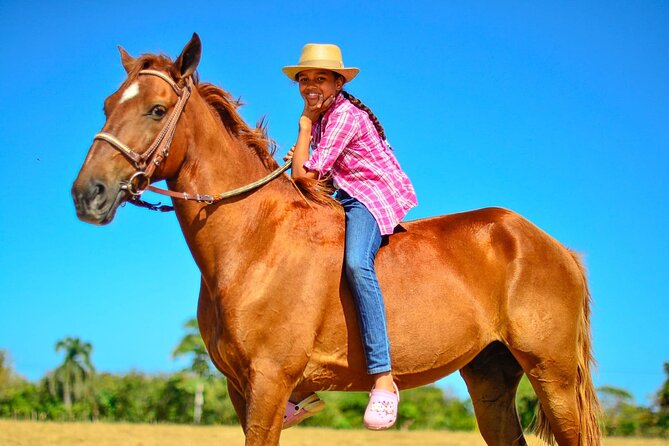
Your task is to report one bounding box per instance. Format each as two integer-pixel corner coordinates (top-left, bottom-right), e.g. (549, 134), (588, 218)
(118, 46), (136, 73)
(174, 33), (202, 80)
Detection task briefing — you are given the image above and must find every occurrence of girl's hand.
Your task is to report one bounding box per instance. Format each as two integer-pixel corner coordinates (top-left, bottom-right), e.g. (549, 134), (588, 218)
(283, 145), (295, 162)
(301, 94), (334, 123)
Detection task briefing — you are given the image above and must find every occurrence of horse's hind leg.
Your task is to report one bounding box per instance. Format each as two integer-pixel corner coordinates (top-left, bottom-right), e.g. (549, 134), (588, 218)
(460, 342), (527, 446)
(513, 351), (582, 446)
(227, 380), (248, 432)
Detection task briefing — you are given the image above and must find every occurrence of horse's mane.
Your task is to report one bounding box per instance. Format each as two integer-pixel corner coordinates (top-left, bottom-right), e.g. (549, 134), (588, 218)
(197, 82), (278, 171)
(128, 54), (337, 208)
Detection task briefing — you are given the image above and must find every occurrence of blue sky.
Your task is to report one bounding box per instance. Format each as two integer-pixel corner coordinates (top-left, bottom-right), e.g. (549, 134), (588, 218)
(0, 1), (667, 406)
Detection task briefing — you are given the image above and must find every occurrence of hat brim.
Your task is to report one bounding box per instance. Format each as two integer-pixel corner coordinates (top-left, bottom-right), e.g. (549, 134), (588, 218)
(282, 65), (360, 83)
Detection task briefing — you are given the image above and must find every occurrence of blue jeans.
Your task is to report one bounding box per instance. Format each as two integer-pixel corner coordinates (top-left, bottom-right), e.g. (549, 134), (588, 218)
(336, 190), (392, 375)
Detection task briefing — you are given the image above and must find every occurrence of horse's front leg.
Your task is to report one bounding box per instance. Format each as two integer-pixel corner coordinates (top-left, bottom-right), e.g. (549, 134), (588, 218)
(242, 361), (293, 446)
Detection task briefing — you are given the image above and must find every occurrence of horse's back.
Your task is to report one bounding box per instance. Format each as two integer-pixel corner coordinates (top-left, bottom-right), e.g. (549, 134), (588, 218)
(378, 206), (525, 289)
(380, 206), (576, 285)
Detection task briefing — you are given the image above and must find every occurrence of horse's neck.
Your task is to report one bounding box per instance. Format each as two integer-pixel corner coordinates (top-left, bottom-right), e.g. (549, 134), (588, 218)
(169, 97), (269, 198)
(168, 94), (299, 279)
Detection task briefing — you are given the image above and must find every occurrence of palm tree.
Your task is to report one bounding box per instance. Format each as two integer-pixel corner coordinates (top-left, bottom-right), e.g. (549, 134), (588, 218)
(659, 362), (669, 409)
(0, 350), (10, 388)
(173, 318), (212, 423)
(50, 337), (95, 415)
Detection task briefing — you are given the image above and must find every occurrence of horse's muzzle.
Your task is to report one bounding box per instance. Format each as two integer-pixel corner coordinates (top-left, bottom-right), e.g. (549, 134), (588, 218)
(71, 179), (124, 225)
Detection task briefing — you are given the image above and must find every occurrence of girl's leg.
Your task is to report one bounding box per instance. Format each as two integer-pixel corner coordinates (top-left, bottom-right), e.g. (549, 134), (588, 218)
(338, 193), (400, 430)
(339, 193), (391, 376)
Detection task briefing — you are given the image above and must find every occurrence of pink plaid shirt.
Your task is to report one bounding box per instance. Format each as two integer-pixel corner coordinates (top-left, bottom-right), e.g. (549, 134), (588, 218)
(303, 94), (417, 235)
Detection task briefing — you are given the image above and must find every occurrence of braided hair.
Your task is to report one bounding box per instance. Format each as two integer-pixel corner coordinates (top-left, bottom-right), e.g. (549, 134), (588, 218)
(339, 90), (387, 141)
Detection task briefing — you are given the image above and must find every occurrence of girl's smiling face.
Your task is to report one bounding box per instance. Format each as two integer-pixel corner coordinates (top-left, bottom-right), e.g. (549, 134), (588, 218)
(297, 69), (343, 108)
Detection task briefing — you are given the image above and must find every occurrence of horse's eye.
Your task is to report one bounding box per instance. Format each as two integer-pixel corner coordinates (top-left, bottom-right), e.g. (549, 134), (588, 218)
(149, 105), (167, 119)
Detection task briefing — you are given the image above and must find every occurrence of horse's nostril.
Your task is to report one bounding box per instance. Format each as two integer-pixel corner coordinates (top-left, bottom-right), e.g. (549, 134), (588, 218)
(90, 181), (106, 200)
(79, 180), (109, 212)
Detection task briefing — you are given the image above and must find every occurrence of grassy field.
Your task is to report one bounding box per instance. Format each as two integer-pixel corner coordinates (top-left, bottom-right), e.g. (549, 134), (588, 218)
(0, 420), (667, 446)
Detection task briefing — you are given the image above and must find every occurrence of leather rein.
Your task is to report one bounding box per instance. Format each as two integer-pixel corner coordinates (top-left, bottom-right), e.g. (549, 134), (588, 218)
(94, 69), (291, 212)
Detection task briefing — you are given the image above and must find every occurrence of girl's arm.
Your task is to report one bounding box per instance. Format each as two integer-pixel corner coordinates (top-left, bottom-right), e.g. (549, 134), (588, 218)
(291, 116), (316, 180)
(290, 94), (334, 180)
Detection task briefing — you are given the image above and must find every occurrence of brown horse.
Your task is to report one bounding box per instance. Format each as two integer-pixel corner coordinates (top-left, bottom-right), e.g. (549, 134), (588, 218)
(72, 34), (601, 446)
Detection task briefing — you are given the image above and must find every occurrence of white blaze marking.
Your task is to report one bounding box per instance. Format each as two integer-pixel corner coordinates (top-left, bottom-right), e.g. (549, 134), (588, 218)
(119, 82), (140, 104)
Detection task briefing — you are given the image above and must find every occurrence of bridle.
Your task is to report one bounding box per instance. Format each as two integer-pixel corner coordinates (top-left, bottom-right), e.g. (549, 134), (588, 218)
(95, 69), (192, 199)
(93, 69), (291, 212)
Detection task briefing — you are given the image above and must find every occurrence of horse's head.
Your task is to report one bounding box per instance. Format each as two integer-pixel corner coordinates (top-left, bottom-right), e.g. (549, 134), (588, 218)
(72, 33), (202, 225)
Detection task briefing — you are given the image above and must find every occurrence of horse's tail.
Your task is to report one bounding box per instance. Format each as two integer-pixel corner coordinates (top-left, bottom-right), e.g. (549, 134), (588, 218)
(534, 250), (602, 446)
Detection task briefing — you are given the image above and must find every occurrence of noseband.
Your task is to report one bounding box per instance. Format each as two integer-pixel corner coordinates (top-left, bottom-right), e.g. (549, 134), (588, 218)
(93, 69), (291, 211)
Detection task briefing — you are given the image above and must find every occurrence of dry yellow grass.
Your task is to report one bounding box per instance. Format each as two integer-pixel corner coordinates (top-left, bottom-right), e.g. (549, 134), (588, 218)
(0, 420), (666, 446)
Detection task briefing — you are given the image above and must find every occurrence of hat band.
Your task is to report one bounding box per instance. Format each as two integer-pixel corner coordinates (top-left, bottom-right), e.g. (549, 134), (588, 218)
(297, 59), (345, 69)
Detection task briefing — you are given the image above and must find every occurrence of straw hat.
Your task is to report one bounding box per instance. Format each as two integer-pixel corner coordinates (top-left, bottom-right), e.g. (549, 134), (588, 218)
(282, 43), (359, 82)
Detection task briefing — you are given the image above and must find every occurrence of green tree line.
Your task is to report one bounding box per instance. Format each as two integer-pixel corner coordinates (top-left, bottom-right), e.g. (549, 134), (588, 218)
(1, 320), (667, 437)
